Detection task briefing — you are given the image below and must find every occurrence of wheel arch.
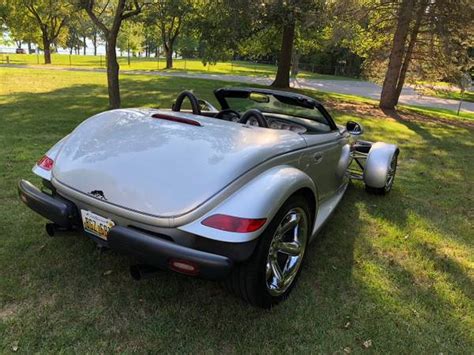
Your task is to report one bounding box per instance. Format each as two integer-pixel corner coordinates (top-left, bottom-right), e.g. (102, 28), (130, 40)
(178, 165), (318, 243)
(292, 187), (317, 231)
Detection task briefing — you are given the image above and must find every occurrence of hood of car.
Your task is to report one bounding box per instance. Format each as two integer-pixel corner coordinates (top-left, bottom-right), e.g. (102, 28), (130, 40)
(52, 109), (306, 217)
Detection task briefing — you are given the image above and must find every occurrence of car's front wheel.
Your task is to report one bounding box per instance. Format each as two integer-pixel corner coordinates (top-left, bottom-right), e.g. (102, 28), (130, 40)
(225, 195), (311, 308)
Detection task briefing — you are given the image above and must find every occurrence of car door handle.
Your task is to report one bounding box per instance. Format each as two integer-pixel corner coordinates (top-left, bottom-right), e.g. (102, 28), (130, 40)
(313, 153), (323, 164)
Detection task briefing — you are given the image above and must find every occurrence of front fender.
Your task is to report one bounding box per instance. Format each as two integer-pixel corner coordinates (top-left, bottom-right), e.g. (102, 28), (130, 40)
(178, 165), (317, 243)
(363, 142), (399, 188)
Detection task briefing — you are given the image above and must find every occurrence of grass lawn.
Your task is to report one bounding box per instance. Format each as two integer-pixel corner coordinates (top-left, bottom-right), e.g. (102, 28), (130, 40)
(0, 68), (473, 353)
(0, 53), (358, 81)
(416, 87), (474, 104)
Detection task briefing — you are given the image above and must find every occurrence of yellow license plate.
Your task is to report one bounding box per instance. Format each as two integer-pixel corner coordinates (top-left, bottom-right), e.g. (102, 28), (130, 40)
(81, 210), (115, 240)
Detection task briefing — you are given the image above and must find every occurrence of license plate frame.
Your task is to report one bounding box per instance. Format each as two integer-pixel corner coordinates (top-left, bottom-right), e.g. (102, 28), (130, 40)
(81, 210), (115, 240)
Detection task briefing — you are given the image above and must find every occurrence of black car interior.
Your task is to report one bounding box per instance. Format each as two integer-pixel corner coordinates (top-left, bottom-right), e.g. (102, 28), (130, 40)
(171, 89), (337, 133)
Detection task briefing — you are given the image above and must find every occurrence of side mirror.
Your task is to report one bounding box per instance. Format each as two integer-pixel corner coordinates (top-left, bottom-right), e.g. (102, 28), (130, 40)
(346, 121), (364, 135)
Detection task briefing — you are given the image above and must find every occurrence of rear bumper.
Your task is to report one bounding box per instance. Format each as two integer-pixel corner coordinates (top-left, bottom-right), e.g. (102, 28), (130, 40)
(18, 179), (239, 280)
(18, 179), (79, 227)
(108, 226), (233, 279)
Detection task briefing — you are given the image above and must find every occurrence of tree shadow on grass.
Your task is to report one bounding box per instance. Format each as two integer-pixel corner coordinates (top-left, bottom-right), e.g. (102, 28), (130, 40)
(417, 241), (473, 300)
(379, 109), (473, 239)
(327, 105), (472, 247)
(352, 235), (473, 351)
(0, 75), (229, 134)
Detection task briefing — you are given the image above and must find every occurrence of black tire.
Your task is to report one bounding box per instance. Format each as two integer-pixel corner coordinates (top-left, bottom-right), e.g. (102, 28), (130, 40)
(366, 151), (399, 195)
(224, 195), (311, 308)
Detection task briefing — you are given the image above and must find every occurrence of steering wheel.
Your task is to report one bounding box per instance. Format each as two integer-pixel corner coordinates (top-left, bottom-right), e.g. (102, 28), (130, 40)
(172, 90), (201, 115)
(215, 109), (241, 121)
(239, 109), (268, 128)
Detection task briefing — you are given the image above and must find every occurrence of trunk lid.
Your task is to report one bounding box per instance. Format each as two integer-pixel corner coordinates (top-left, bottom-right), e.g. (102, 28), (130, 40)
(53, 109), (306, 217)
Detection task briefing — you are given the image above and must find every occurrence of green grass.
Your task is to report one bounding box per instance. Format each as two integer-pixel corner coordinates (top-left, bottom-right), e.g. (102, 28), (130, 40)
(416, 87), (474, 103)
(1, 67), (473, 353)
(0, 53), (357, 80)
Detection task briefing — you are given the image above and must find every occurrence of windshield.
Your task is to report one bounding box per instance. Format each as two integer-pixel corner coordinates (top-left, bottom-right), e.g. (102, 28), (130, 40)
(224, 92), (332, 130)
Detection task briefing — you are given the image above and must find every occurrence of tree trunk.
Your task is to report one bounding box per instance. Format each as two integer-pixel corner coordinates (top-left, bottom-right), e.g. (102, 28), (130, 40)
(42, 34), (51, 64)
(127, 44), (130, 65)
(83, 36), (87, 55)
(165, 44), (173, 69)
(27, 42), (32, 53)
(379, 0), (414, 109)
(106, 35), (121, 109)
(93, 32), (97, 56)
(271, 20), (296, 88)
(394, 1), (427, 100)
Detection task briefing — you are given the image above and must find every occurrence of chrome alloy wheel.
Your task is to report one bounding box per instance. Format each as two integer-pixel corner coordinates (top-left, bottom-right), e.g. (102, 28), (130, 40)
(265, 207), (309, 296)
(385, 154), (398, 192)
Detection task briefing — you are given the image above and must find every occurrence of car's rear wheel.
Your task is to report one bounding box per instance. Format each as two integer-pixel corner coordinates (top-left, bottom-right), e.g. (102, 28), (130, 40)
(224, 195), (311, 308)
(366, 151), (398, 195)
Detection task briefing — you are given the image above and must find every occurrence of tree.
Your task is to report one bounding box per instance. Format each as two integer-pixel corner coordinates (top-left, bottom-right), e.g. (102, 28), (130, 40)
(80, 0), (143, 109)
(22, 0), (70, 63)
(190, 0), (258, 64)
(345, 0), (473, 109)
(272, 15), (296, 87)
(91, 28), (101, 55)
(1, 0), (40, 52)
(144, 0), (190, 69)
(379, 0), (423, 109)
(117, 20), (144, 59)
(379, 0), (474, 109)
(66, 21), (82, 54)
(0, 1), (7, 27)
(73, 11), (96, 55)
(190, 0), (324, 87)
(195, 0), (324, 88)
(142, 23), (161, 57)
(267, 0), (325, 88)
(238, 27), (280, 61)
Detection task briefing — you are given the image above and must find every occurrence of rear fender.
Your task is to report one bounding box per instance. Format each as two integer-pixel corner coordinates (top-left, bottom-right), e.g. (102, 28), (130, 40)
(178, 165), (317, 243)
(363, 142), (399, 188)
(32, 135), (69, 181)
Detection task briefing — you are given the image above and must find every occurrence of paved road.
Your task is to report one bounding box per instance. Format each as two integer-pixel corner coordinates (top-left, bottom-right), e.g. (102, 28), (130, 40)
(293, 78), (474, 113)
(2, 64), (473, 113)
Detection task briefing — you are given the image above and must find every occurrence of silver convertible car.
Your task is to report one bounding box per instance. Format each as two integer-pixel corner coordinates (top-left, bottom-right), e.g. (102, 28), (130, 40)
(19, 87), (399, 308)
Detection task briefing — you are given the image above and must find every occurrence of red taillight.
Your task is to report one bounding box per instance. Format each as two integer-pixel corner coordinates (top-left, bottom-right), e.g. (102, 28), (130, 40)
(201, 214), (267, 233)
(151, 113), (202, 126)
(168, 258), (200, 276)
(37, 155), (54, 171)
